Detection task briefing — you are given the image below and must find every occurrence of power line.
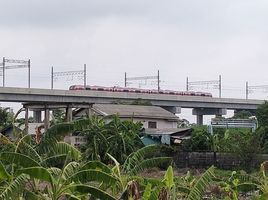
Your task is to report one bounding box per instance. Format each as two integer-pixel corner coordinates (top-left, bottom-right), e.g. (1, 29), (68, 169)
(51, 64), (87, 89)
(186, 75), (222, 98)
(125, 70), (160, 91)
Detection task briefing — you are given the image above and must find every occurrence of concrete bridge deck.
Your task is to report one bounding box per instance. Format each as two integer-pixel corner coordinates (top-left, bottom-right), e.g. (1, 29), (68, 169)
(0, 87), (264, 110)
(0, 87), (265, 126)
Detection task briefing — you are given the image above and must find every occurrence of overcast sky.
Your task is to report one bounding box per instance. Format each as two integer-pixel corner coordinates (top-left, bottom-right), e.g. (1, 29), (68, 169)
(1, 0), (268, 121)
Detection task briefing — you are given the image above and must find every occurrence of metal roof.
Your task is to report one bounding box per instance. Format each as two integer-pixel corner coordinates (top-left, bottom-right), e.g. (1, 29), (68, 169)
(145, 128), (191, 135)
(92, 104), (179, 121)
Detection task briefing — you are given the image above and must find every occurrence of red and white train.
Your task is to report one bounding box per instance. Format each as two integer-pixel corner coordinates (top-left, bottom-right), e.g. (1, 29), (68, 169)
(69, 85), (212, 97)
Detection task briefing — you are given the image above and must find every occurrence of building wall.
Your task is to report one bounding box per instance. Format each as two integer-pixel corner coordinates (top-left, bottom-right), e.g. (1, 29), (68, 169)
(131, 118), (177, 129)
(102, 117), (177, 129)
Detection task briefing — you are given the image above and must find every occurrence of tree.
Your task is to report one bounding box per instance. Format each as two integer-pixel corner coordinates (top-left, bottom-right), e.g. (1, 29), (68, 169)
(232, 110), (252, 119)
(256, 101), (268, 127)
(81, 115), (144, 164)
(0, 107), (13, 129)
(0, 131), (118, 199)
(51, 109), (66, 125)
(182, 126), (213, 151)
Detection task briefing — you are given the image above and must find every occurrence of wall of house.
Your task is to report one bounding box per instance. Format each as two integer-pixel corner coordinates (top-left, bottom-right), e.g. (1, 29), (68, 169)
(127, 118), (177, 129)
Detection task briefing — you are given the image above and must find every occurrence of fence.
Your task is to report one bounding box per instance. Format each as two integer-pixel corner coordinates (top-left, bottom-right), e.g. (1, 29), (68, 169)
(174, 151), (268, 169)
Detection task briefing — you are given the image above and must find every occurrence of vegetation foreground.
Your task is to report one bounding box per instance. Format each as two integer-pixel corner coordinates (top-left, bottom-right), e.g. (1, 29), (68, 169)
(0, 119), (268, 200)
(1, 116), (268, 199)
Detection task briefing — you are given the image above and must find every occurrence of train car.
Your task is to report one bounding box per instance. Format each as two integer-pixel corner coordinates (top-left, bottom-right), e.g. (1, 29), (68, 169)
(69, 85), (85, 90)
(69, 85), (213, 97)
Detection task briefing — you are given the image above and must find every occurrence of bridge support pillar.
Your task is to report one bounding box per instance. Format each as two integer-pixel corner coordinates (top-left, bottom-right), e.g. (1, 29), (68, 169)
(66, 106), (72, 122)
(193, 108), (227, 125)
(196, 115), (203, 125)
(44, 109), (50, 131)
(33, 110), (42, 123)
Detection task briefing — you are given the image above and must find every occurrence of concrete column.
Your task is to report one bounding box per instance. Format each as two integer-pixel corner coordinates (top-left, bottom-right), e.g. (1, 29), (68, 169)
(33, 110), (42, 123)
(197, 115), (203, 125)
(66, 106), (72, 122)
(44, 109), (50, 131)
(25, 107), (29, 134)
(193, 108), (227, 125)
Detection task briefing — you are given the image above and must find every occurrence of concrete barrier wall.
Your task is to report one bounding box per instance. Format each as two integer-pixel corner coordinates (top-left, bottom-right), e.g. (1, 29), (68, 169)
(174, 152), (268, 169)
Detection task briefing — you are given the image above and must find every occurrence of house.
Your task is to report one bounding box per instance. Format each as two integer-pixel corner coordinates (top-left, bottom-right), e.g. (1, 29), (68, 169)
(0, 123), (44, 141)
(73, 104), (179, 130)
(72, 104), (191, 145)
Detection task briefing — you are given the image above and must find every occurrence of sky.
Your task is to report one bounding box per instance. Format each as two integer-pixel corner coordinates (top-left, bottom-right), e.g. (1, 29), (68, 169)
(0, 0), (268, 122)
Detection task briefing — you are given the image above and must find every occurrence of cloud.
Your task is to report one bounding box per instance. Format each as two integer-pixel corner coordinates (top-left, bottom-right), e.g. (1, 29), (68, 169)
(0, 0), (268, 98)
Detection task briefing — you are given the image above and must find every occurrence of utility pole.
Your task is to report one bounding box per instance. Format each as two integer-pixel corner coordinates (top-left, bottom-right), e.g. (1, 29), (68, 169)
(219, 75), (222, 98)
(246, 83), (268, 99)
(125, 71), (160, 90)
(157, 70), (160, 91)
(124, 72), (127, 87)
(84, 64), (87, 88)
(51, 66), (86, 89)
(51, 67), (54, 89)
(1, 57), (29, 87)
(2, 57), (5, 87)
(186, 77), (189, 91)
(187, 75), (221, 96)
(28, 59), (31, 88)
(246, 81), (248, 100)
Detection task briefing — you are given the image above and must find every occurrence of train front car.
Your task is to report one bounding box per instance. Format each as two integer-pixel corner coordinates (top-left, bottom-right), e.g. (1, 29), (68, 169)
(69, 85), (85, 90)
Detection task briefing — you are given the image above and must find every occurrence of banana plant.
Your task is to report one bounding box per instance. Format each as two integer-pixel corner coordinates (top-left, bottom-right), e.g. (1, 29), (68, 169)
(106, 145), (172, 200)
(0, 143), (119, 199)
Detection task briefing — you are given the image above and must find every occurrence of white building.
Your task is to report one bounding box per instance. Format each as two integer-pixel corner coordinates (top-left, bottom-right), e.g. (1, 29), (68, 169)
(73, 104), (179, 130)
(72, 104), (192, 145)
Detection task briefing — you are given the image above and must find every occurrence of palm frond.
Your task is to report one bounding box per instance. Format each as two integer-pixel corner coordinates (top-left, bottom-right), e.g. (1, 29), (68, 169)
(129, 157), (172, 176)
(187, 166), (215, 200)
(80, 161), (112, 174)
(0, 161), (11, 180)
(73, 118), (92, 131)
(142, 183), (152, 200)
(177, 186), (190, 196)
(15, 134), (32, 151)
(15, 140), (42, 163)
(0, 174), (28, 200)
(0, 133), (12, 145)
(62, 161), (80, 180)
(64, 193), (82, 200)
(37, 122), (74, 154)
(41, 154), (67, 167)
(162, 166), (175, 190)
(48, 167), (62, 177)
(24, 190), (42, 200)
(68, 169), (118, 186)
(67, 184), (117, 200)
(237, 182), (258, 193)
(51, 142), (81, 161)
(0, 152), (40, 168)
(106, 153), (121, 178)
(148, 187), (161, 200)
(123, 145), (160, 172)
(16, 166), (53, 184)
